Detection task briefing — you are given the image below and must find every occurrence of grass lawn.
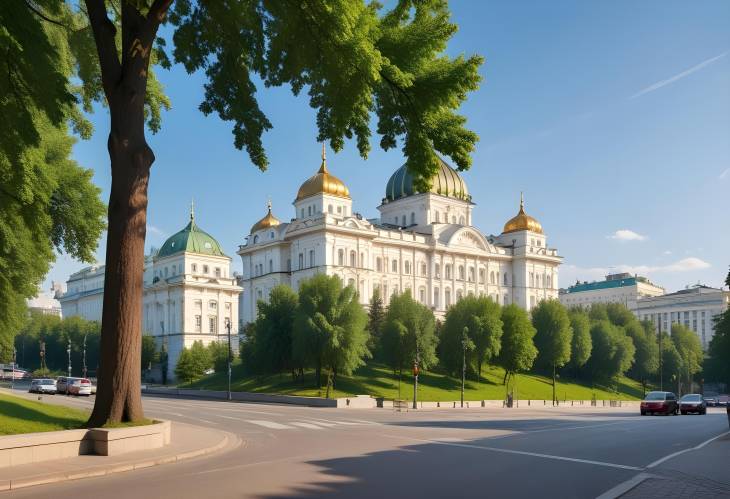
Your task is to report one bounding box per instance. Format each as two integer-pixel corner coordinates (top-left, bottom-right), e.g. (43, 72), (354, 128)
(0, 393), (90, 435)
(185, 363), (647, 401)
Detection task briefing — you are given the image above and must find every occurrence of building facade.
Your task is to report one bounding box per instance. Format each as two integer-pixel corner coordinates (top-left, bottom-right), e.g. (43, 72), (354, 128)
(559, 273), (665, 310)
(239, 147), (562, 324)
(27, 282), (64, 317)
(636, 285), (730, 350)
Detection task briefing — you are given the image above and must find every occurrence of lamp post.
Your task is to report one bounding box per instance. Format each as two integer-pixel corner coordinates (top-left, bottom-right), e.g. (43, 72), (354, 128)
(82, 334), (88, 379)
(412, 345), (420, 410)
(67, 340), (72, 378)
(461, 327), (468, 408)
(226, 319), (232, 401)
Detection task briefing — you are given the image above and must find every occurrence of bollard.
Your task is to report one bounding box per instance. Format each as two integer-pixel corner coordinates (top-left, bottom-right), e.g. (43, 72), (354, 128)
(571, 400), (574, 406)
(528, 399), (531, 406)
(437, 401), (440, 408)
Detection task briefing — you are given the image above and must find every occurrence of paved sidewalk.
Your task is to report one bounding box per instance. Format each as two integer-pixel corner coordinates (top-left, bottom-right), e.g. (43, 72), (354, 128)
(620, 433), (730, 498)
(0, 421), (239, 492)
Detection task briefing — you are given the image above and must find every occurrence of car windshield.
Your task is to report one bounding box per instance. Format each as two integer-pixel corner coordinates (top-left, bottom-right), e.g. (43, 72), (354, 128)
(681, 394), (701, 402)
(41, 380), (55, 385)
(645, 392), (666, 401)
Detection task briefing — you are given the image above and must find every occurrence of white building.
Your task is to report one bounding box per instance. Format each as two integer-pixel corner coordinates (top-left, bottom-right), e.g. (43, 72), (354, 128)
(636, 285), (730, 350)
(238, 147), (562, 324)
(559, 273), (665, 310)
(60, 207), (241, 381)
(27, 282), (64, 317)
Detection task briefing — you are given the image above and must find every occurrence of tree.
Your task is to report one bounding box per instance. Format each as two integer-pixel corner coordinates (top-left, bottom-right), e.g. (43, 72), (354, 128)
(706, 308), (730, 386)
(588, 303), (609, 322)
(671, 323), (703, 395)
(367, 288), (385, 356)
(141, 335), (158, 371)
(567, 308), (592, 371)
(248, 285), (298, 374)
(440, 296), (502, 380)
(292, 274), (369, 396)
(626, 320), (658, 395)
(174, 340), (211, 384)
(605, 303), (636, 328)
(586, 320), (635, 384)
(207, 341), (230, 374)
(12, 1), (482, 424)
(532, 299), (572, 404)
(497, 304), (537, 390)
(380, 291), (438, 377)
(659, 334), (683, 392)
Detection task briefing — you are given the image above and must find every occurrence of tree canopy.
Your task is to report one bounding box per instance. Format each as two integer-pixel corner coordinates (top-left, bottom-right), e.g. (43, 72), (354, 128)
(246, 285), (299, 374)
(380, 291), (438, 374)
(567, 308), (592, 370)
(497, 304), (537, 381)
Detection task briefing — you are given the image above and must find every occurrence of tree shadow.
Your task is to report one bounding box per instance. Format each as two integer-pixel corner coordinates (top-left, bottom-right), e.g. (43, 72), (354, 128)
(0, 398), (84, 432)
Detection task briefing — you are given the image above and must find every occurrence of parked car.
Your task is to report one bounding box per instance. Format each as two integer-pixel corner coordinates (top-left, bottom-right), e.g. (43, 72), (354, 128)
(67, 378), (92, 396)
(680, 394), (707, 415)
(90, 383), (97, 395)
(56, 376), (70, 394)
(703, 396), (717, 407)
(640, 391), (679, 416)
(28, 378), (57, 394)
(717, 395), (729, 407)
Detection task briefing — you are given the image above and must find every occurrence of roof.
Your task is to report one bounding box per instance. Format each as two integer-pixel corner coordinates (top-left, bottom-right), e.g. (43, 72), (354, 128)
(564, 277), (642, 294)
(384, 156), (470, 203)
(157, 208), (225, 259)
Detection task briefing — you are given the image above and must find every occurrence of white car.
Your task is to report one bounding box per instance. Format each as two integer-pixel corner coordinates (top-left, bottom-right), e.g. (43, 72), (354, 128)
(29, 378), (57, 394)
(67, 378), (92, 396)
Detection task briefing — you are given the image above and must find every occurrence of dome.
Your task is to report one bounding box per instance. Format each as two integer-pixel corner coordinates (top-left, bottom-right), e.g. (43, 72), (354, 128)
(157, 204), (226, 258)
(502, 194), (543, 234)
(250, 201), (281, 234)
(384, 156), (470, 202)
(295, 145), (350, 202)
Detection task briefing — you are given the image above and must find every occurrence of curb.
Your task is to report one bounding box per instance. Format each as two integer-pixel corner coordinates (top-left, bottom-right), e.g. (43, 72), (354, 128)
(1, 428), (239, 492)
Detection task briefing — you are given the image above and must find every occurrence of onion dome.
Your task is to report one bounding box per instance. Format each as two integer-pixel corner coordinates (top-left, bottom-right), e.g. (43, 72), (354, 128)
(295, 144), (350, 201)
(502, 193), (543, 234)
(250, 201), (281, 234)
(157, 202), (226, 258)
(384, 156), (470, 202)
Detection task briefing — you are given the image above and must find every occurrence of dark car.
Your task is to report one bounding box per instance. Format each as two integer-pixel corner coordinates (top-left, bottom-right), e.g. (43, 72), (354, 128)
(641, 391), (679, 416)
(717, 395), (729, 407)
(703, 396), (717, 407)
(680, 394), (707, 415)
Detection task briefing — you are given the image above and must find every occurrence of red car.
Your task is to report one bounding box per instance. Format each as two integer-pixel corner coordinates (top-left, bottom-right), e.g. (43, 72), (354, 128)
(641, 391), (679, 416)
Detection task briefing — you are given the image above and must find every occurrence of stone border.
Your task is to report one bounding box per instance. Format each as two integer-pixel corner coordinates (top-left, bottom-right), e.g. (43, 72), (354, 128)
(0, 420), (171, 468)
(143, 386), (339, 407)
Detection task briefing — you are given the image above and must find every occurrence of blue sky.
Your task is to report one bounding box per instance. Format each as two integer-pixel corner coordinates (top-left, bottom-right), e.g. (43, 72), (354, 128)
(46, 0), (730, 294)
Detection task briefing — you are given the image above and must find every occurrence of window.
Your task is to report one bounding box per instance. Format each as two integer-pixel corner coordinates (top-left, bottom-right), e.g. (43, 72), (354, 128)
(338, 249), (344, 266)
(361, 253), (365, 269)
(504, 273), (508, 286)
(298, 253), (304, 269)
(287, 259), (291, 271)
(401, 215), (406, 227)
(504, 294), (509, 305)
(468, 267), (475, 282)
(209, 300), (217, 310)
(309, 250), (315, 267)
(479, 268), (485, 284)
(459, 216), (465, 225)
(434, 288), (440, 308)
(270, 231), (275, 239)
(376, 257), (382, 272)
(452, 216), (456, 224)
(490, 271), (496, 285)
(404, 261), (411, 274)
(458, 265), (465, 280)
(456, 289), (463, 301)
(445, 264), (452, 279)
(253, 235), (259, 243)
(195, 315), (201, 332)
(529, 272), (535, 287)
(435, 212), (440, 223)
(435, 263), (441, 278)
(164, 267), (168, 277)
(215, 267), (221, 278)
(392, 259), (398, 273)
(328, 204), (333, 214)
(421, 263), (427, 276)
(203, 265), (209, 274)
(445, 289), (451, 308)
(269, 260), (273, 273)
(301, 208), (305, 218)
(337, 206), (342, 214)
(350, 251), (356, 267)
(209, 316), (217, 334)
(419, 288), (425, 303)
(348, 278), (355, 288)
(410, 212), (415, 225)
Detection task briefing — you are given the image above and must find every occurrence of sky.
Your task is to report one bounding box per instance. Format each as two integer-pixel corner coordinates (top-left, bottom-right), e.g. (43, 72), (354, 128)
(45, 0), (730, 295)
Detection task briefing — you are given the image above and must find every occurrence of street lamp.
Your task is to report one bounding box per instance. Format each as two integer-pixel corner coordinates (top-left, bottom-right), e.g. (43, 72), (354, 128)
(461, 327), (469, 408)
(67, 339), (72, 379)
(226, 319), (232, 401)
(82, 334), (88, 379)
(412, 345), (420, 410)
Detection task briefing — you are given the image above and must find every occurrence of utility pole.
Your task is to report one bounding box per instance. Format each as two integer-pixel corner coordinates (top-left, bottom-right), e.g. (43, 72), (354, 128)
(82, 334), (88, 379)
(461, 327), (468, 408)
(412, 345), (420, 410)
(39, 341), (46, 377)
(67, 339), (72, 378)
(226, 319), (232, 401)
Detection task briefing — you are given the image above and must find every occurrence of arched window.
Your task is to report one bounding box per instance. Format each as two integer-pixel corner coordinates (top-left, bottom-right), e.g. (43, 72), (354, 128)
(350, 251), (356, 267)
(468, 267), (475, 282)
(445, 264), (452, 279)
(421, 263), (427, 276)
(338, 249), (344, 266)
(435, 263), (441, 278)
(301, 208), (305, 218)
(459, 216), (465, 225)
(547, 275), (552, 289)
(434, 287), (440, 308)
(445, 289), (451, 308)
(479, 268), (485, 284)
(391, 259), (398, 273)
(348, 278), (355, 288)
(269, 259), (273, 273)
(419, 287), (426, 303)
(298, 253), (304, 269)
(337, 206), (342, 214)
(401, 215), (406, 227)
(490, 271), (496, 285)
(376, 257), (382, 272)
(504, 273), (508, 286)
(496, 272), (500, 285)
(309, 250), (315, 267)
(328, 204), (333, 214)
(308, 206), (312, 216)
(458, 265), (465, 280)
(404, 261), (411, 274)
(270, 231), (275, 239)
(410, 212), (415, 225)
(253, 235), (259, 243)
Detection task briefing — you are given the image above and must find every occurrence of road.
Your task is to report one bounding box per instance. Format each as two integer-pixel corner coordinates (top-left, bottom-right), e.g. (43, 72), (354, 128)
(4, 387), (729, 499)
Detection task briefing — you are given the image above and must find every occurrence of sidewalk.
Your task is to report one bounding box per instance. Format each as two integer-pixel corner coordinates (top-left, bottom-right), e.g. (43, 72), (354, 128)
(0, 421), (239, 492)
(620, 432), (730, 498)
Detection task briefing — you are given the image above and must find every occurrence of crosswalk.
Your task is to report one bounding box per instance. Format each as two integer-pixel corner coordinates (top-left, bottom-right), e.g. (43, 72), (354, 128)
(244, 418), (380, 431)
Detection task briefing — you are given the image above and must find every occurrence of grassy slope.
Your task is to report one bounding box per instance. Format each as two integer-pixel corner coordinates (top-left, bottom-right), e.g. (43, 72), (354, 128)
(186, 363), (646, 401)
(0, 393), (89, 435)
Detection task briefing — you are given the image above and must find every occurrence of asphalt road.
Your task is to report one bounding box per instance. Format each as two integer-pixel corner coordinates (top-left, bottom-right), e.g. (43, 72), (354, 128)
(4, 387), (729, 499)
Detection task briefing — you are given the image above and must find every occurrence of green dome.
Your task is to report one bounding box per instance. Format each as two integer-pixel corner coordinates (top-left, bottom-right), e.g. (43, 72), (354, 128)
(157, 213), (225, 259)
(384, 156), (470, 202)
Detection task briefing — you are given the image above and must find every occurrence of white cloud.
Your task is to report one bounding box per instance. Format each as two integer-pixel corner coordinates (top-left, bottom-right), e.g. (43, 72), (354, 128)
(720, 168), (730, 180)
(663, 250), (672, 255)
(608, 229), (647, 241)
(631, 52), (727, 99)
(147, 225), (166, 238)
(563, 258), (711, 284)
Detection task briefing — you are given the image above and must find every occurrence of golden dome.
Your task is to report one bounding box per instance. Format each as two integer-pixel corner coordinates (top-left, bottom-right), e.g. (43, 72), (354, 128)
(250, 201), (281, 234)
(295, 145), (350, 202)
(503, 193), (543, 234)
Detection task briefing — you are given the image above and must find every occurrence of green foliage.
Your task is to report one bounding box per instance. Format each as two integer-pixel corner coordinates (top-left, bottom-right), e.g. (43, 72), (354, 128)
(659, 333), (683, 385)
(706, 304), (730, 385)
(671, 323), (703, 387)
(246, 285), (298, 374)
(605, 302), (636, 327)
(568, 308), (592, 369)
(174, 341), (212, 384)
(380, 291), (438, 374)
(141, 335), (159, 371)
(440, 296), (502, 377)
(586, 320), (635, 382)
(588, 303), (609, 322)
(626, 320), (659, 385)
(532, 299), (573, 370)
(207, 341), (230, 374)
(497, 304), (537, 376)
(367, 288), (386, 355)
(292, 274), (370, 384)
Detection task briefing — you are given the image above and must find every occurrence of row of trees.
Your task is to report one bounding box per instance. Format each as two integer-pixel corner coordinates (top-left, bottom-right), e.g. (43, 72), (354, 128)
(704, 269), (730, 387)
(241, 273), (708, 399)
(174, 341), (230, 384)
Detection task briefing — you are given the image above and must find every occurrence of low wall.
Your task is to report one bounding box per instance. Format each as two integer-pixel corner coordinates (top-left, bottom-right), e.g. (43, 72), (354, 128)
(381, 399), (640, 410)
(0, 420), (171, 468)
(143, 387), (338, 407)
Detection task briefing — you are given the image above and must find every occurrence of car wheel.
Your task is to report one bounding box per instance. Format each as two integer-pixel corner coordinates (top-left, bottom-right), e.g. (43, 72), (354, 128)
(681, 411), (686, 415)
(640, 410), (646, 416)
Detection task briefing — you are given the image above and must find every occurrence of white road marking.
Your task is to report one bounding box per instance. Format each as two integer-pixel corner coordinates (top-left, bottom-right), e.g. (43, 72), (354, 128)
(290, 422), (324, 430)
(309, 418), (363, 426)
(594, 472), (658, 499)
(247, 420), (294, 430)
(300, 419), (337, 427)
(646, 430), (730, 468)
(379, 433), (642, 471)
